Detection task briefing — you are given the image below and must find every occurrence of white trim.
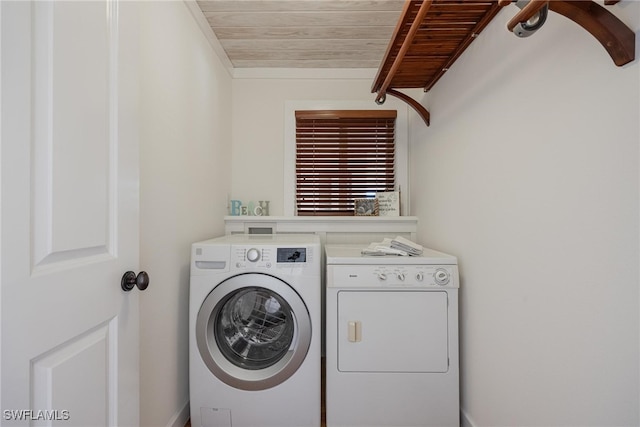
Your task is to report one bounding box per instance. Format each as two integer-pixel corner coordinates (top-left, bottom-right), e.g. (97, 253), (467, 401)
(460, 407), (478, 427)
(232, 67), (378, 80)
(182, 0), (233, 77)
(283, 100), (410, 217)
(166, 399), (190, 427)
(0, 0), (3, 411)
(637, 23), (640, 424)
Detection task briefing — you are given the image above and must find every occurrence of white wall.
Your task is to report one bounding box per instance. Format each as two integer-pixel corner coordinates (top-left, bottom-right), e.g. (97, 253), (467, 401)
(138, 2), (232, 426)
(410, 2), (640, 426)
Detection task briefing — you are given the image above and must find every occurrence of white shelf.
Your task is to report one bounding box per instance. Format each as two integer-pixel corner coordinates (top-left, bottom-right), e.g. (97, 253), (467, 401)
(224, 216), (418, 244)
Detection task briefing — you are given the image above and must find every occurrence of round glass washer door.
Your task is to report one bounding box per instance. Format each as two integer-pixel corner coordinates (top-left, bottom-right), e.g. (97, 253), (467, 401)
(196, 273), (311, 391)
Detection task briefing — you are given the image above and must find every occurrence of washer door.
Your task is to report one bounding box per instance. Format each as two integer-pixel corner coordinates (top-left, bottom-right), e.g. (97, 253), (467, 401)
(196, 273), (311, 391)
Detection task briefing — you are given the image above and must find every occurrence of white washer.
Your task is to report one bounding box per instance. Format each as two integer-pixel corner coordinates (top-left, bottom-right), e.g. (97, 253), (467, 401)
(190, 234), (321, 427)
(325, 244), (460, 427)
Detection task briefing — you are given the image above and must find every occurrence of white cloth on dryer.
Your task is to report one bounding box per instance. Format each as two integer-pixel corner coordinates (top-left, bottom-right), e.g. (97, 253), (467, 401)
(361, 236), (422, 256)
(389, 235), (423, 256)
(361, 238), (408, 256)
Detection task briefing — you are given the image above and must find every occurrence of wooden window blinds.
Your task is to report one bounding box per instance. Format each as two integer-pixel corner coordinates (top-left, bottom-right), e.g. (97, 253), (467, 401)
(295, 110), (396, 216)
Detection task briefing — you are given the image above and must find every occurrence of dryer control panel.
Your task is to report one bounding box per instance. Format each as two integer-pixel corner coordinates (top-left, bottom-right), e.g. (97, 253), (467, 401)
(327, 264), (458, 288)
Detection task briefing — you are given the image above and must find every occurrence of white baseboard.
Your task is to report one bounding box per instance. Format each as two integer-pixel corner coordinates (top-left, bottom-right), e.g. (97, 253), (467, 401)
(176, 400), (468, 427)
(167, 400), (190, 427)
(461, 407), (478, 427)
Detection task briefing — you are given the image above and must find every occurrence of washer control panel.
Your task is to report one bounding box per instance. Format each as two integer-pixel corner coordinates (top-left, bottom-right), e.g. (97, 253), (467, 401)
(231, 245), (313, 270)
(327, 264), (458, 288)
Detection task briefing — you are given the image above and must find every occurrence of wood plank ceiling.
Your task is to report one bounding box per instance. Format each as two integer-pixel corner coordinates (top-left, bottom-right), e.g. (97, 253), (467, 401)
(195, 0), (406, 68)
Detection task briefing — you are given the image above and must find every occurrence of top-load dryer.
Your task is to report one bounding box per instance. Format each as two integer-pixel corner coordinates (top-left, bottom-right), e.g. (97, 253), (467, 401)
(325, 244), (460, 427)
(190, 234), (321, 427)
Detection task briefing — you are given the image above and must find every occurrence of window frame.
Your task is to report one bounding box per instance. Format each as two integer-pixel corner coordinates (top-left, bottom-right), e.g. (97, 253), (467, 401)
(284, 100), (409, 216)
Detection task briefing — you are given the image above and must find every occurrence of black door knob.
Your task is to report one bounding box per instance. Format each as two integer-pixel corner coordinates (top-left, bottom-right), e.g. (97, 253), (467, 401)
(121, 271), (150, 292)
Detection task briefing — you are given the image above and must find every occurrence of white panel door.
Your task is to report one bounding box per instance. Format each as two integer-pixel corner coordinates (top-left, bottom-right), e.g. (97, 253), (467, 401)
(1, 1), (140, 426)
(337, 290), (449, 373)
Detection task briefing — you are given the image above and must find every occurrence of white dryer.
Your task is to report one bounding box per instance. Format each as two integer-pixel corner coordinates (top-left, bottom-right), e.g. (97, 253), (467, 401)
(325, 244), (460, 427)
(190, 234), (321, 427)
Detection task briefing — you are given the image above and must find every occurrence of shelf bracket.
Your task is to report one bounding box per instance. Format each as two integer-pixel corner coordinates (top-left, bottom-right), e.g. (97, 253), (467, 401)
(379, 89), (431, 127)
(506, 0), (635, 66)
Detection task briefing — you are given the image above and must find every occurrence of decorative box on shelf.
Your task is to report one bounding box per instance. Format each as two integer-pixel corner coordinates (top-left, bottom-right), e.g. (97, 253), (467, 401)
(376, 191), (400, 216)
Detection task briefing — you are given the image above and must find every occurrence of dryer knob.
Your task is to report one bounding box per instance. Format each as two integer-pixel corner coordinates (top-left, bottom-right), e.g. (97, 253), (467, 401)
(246, 248), (260, 262)
(397, 273), (405, 281)
(434, 268), (450, 285)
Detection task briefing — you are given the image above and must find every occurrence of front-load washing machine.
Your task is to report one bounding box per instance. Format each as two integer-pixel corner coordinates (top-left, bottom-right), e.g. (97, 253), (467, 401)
(325, 244), (460, 427)
(190, 234), (321, 427)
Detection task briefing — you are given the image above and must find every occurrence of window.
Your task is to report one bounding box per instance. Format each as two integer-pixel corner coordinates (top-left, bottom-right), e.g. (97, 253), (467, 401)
(284, 100), (408, 216)
(294, 110), (396, 216)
